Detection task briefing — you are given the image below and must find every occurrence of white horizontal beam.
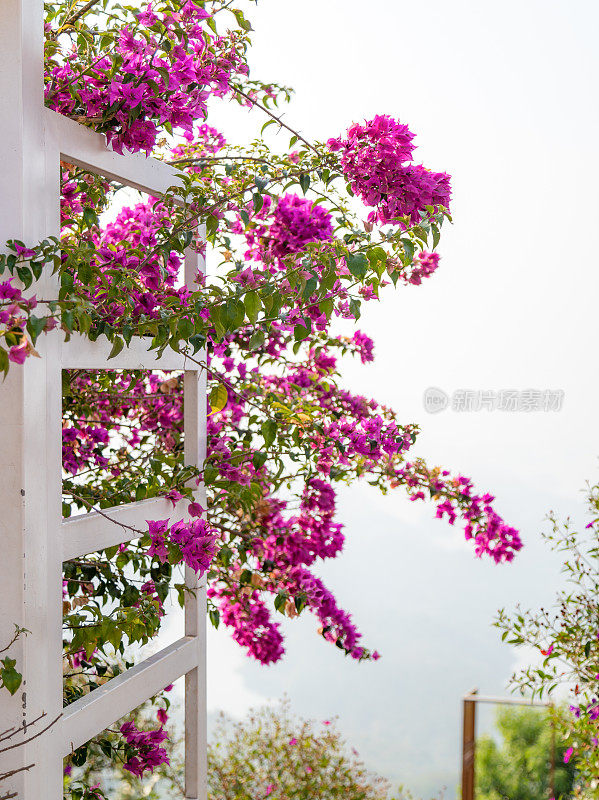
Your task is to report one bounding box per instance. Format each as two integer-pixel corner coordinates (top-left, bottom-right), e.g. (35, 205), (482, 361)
(463, 693), (551, 707)
(45, 109), (181, 196)
(62, 496), (188, 561)
(61, 334), (195, 371)
(61, 636), (199, 756)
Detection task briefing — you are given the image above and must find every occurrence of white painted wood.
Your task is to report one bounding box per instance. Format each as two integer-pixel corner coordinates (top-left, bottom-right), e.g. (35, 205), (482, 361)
(45, 109), (182, 197)
(61, 333), (193, 371)
(62, 496), (188, 562)
(60, 637), (198, 756)
(0, 5), (207, 798)
(184, 229), (208, 800)
(0, 4), (63, 799)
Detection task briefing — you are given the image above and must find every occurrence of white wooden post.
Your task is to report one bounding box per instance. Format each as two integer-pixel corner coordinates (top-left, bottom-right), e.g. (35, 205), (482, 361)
(0, 4), (208, 799)
(0, 2), (63, 798)
(184, 236), (208, 800)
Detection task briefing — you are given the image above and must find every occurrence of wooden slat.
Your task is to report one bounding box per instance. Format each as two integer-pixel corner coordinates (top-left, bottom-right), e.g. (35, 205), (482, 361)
(62, 496), (188, 561)
(61, 333), (193, 371)
(45, 109), (180, 196)
(464, 693), (550, 707)
(60, 637), (198, 756)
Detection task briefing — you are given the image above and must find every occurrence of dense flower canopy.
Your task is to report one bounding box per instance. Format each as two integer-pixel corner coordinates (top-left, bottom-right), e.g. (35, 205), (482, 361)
(0, 1), (522, 794)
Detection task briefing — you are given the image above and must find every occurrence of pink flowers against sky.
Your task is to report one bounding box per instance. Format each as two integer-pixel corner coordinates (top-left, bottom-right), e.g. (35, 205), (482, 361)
(328, 114), (451, 227)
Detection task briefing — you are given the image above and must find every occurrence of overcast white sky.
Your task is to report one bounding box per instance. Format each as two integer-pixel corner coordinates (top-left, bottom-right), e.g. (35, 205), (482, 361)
(192, 2), (599, 796)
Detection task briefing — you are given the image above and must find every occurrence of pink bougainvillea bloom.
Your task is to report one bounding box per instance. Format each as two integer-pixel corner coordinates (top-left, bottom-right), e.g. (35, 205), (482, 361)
(120, 720), (169, 777)
(14, 243), (37, 259)
(563, 747), (574, 764)
(328, 115), (451, 227)
(157, 707), (168, 725)
(188, 501), (204, 517)
(265, 193), (333, 261)
(288, 737), (297, 746)
(8, 344), (28, 364)
(265, 784), (276, 797)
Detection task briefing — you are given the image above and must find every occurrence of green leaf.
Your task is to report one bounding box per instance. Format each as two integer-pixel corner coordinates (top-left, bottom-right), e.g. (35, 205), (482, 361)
(302, 276), (318, 300)
(349, 298), (361, 320)
(274, 592), (287, 613)
(299, 173), (310, 195)
(82, 207), (99, 228)
(254, 174), (269, 192)
(401, 238), (415, 263)
(318, 298), (334, 316)
(209, 384), (228, 414)
(27, 314), (46, 341)
(72, 744), (88, 767)
(204, 464), (218, 485)
(1, 658), (22, 695)
(248, 329), (265, 350)
(224, 299), (245, 331)
(16, 266), (33, 290)
(346, 253), (368, 280)
(107, 337), (124, 360)
(233, 8), (253, 31)
(261, 419), (277, 448)
(78, 260), (92, 285)
(252, 451), (268, 470)
(252, 193), (264, 213)
(206, 214), (219, 238)
(294, 324), (310, 341)
(367, 246), (388, 275)
(244, 291), (260, 323)
(177, 317), (194, 340)
(260, 119), (277, 136)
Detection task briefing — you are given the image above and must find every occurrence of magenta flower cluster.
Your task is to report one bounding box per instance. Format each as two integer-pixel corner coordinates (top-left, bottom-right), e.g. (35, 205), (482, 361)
(403, 465), (523, 563)
(147, 517), (217, 575)
(120, 720), (169, 777)
(328, 114), (451, 226)
(46, 5), (247, 153)
(208, 586), (285, 665)
(239, 193), (334, 271)
(401, 251), (440, 286)
(0, 277), (40, 363)
(62, 371), (184, 476)
(265, 193), (334, 261)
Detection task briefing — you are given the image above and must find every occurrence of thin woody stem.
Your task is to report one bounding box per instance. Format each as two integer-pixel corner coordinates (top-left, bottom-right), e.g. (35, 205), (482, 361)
(66, 492), (145, 535)
(231, 85), (319, 155)
(63, 0), (104, 28)
(0, 714), (62, 754)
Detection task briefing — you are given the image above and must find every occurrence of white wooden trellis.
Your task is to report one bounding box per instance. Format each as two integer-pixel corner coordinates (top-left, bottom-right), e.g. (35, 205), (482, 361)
(0, 2), (208, 798)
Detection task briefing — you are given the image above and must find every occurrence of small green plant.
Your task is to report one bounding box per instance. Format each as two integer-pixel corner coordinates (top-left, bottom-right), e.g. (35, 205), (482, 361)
(475, 706), (575, 800)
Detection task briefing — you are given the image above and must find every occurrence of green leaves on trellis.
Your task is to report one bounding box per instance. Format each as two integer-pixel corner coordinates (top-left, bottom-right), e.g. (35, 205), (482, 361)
(0, 657), (22, 695)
